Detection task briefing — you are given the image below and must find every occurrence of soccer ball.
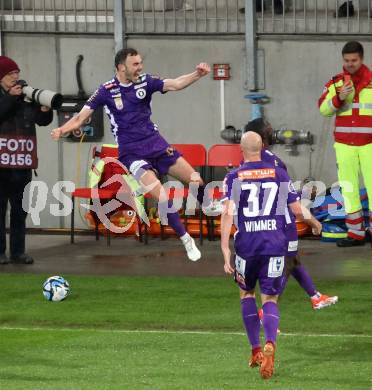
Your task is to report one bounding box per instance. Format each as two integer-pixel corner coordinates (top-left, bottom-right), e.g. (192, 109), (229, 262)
(43, 276), (70, 302)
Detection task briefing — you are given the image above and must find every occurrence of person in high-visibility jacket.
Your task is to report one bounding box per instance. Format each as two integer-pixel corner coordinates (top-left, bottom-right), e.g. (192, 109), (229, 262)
(319, 40), (372, 247)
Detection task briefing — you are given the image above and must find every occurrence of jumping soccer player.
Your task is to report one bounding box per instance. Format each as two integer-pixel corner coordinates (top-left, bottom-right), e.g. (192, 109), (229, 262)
(221, 132), (322, 380)
(51, 48), (216, 262)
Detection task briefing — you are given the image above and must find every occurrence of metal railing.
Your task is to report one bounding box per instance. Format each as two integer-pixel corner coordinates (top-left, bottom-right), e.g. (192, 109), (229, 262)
(257, 0), (372, 35)
(123, 0), (245, 34)
(0, 0), (371, 35)
(0, 0), (115, 34)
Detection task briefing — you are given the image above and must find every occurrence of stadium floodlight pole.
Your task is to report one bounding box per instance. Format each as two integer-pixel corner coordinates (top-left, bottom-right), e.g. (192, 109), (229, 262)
(114, 0), (126, 53)
(244, 0), (258, 91)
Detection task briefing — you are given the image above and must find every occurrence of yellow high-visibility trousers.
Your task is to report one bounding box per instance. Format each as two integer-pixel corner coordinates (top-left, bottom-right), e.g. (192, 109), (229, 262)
(334, 142), (372, 214)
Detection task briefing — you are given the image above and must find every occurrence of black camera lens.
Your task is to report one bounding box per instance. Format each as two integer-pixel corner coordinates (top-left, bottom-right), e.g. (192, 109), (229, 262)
(16, 79), (27, 87)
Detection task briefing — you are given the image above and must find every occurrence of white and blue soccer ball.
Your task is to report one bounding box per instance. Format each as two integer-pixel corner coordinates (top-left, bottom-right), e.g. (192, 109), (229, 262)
(43, 276), (70, 302)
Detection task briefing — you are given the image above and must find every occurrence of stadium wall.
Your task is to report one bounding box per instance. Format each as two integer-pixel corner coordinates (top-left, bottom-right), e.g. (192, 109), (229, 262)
(2, 33), (369, 228)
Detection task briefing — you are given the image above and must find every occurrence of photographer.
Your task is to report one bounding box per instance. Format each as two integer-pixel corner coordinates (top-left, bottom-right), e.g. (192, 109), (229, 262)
(0, 56), (53, 265)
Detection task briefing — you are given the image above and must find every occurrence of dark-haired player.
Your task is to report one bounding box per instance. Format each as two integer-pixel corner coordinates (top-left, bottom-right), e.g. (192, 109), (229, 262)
(52, 48), (215, 261)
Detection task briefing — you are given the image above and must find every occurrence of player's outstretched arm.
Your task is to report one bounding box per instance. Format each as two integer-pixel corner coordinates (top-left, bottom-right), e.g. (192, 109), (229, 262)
(50, 106), (93, 140)
(289, 200), (322, 235)
(163, 63), (210, 92)
(221, 199), (235, 274)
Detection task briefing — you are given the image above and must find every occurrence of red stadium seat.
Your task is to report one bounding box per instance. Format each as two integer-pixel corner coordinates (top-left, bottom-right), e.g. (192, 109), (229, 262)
(207, 144), (243, 240)
(207, 144), (243, 168)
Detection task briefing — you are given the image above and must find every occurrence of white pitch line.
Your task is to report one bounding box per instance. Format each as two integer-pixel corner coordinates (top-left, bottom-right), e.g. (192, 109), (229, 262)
(0, 326), (371, 338)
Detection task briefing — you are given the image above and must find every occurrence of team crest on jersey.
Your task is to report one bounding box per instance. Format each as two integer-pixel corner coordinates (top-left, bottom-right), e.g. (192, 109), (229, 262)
(136, 88), (146, 99)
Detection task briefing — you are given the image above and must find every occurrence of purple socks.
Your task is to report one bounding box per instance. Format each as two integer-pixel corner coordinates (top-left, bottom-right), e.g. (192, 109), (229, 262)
(291, 264), (317, 297)
(262, 301), (280, 344)
(241, 297), (261, 349)
(158, 200), (186, 237)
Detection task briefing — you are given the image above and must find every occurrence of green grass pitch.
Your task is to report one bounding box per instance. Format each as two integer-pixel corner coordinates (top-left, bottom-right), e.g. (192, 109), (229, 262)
(0, 274), (371, 389)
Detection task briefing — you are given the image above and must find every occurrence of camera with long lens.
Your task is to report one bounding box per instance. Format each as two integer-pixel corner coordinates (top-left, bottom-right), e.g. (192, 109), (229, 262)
(17, 80), (63, 110)
(272, 129), (313, 152)
(221, 125), (313, 153)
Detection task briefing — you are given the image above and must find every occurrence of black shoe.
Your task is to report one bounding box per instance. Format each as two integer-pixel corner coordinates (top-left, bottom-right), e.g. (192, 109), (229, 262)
(0, 254), (10, 265)
(336, 237), (365, 247)
(334, 1), (354, 17)
(10, 253), (34, 264)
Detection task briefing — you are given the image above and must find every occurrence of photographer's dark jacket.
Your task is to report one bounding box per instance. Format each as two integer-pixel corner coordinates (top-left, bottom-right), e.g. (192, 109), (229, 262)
(0, 86), (53, 169)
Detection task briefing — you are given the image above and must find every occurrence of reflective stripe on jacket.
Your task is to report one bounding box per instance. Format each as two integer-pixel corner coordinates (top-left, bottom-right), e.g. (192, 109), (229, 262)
(318, 64), (372, 146)
(88, 144), (144, 208)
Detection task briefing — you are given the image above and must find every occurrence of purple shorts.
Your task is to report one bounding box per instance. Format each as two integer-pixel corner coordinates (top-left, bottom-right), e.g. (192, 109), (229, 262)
(234, 254), (287, 296)
(285, 222), (298, 256)
(120, 147), (182, 181)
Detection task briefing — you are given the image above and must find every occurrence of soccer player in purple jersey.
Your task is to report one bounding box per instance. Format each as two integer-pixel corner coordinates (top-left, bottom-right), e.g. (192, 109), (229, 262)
(51, 48), (214, 261)
(245, 118), (338, 310)
(221, 132), (322, 380)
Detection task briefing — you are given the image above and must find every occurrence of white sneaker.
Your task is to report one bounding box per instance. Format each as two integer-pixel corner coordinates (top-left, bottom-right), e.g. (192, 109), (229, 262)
(181, 233), (201, 261)
(203, 199), (224, 216)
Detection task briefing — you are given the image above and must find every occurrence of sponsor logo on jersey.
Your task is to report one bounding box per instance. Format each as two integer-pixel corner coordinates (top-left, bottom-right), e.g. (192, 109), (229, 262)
(238, 168), (276, 180)
(87, 89), (99, 103)
(113, 95), (123, 110)
(134, 82), (147, 89)
(109, 88), (121, 94)
(136, 88), (146, 99)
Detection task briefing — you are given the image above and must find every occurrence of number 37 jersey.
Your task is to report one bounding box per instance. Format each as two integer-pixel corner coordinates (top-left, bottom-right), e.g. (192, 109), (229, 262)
(222, 161), (300, 257)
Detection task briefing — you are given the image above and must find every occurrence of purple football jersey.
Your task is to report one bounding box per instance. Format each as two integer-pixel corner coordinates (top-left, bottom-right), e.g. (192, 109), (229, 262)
(261, 149), (286, 170)
(261, 148), (298, 255)
(223, 160), (300, 257)
(85, 74), (170, 158)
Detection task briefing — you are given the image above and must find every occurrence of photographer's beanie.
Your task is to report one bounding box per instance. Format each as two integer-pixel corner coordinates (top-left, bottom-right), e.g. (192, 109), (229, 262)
(0, 56), (20, 81)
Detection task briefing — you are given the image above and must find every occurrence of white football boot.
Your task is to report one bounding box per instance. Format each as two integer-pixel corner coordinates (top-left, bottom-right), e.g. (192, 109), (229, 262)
(181, 233), (201, 262)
